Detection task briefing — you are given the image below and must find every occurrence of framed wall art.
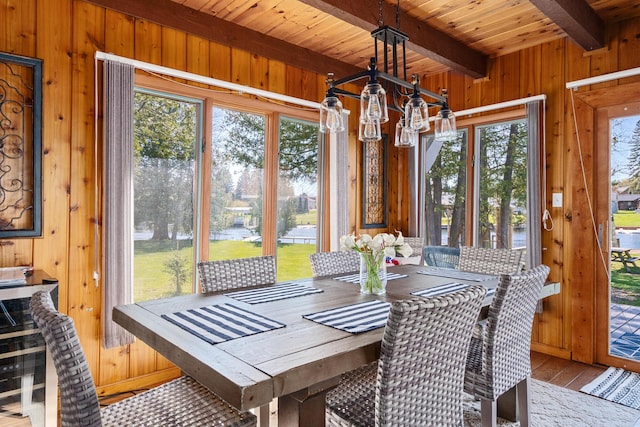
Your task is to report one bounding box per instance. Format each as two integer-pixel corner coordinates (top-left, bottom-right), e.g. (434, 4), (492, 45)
(362, 134), (388, 228)
(0, 52), (43, 237)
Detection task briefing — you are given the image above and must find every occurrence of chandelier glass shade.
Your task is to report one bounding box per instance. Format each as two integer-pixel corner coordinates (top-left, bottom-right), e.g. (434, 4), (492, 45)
(319, 9), (457, 147)
(319, 94), (345, 133)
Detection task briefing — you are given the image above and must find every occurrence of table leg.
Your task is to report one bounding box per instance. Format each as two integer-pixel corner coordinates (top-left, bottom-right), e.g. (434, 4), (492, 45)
(278, 390), (327, 427)
(277, 378), (339, 427)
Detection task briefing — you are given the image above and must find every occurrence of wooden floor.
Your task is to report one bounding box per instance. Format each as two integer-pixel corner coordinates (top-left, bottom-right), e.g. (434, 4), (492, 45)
(530, 351), (607, 391)
(0, 352), (609, 426)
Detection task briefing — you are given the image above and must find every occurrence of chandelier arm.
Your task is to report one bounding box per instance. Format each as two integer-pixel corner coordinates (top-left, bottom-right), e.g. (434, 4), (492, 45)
(330, 70), (372, 87)
(332, 87), (362, 100)
(375, 71), (445, 103)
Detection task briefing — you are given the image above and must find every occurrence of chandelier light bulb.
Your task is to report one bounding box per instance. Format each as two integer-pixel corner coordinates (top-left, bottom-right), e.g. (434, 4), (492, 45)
(406, 97), (430, 132)
(359, 117), (382, 142)
(394, 119), (417, 147)
(360, 83), (389, 123)
(434, 108), (457, 142)
(319, 96), (345, 133)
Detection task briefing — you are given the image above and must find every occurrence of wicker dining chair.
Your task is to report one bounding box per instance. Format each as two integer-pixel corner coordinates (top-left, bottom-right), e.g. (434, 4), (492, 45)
(197, 255), (276, 293)
(463, 264), (550, 427)
(325, 285), (487, 427)
(309, 250), (361, 277)
(458, 246), (524, 275)
(423, 245), (461, 269)
(29, 290), (256, 427)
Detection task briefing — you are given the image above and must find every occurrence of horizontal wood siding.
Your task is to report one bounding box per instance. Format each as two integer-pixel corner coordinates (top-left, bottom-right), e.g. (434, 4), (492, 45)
(0, 0), (639, 391)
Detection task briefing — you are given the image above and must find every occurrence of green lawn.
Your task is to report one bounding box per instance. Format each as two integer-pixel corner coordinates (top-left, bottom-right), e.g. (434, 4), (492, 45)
(133, 239), (314, 302)
(610, 210), (640, 305)
(614, 210), (640, 227)
(611, 253), (640, 306)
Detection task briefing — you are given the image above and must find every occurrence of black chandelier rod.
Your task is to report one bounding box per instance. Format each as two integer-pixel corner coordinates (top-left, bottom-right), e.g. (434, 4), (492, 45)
(329, 71), (446, 112)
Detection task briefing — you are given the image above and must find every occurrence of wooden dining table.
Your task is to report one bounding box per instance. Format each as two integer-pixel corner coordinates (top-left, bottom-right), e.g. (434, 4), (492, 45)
(113, 264), (560, 427)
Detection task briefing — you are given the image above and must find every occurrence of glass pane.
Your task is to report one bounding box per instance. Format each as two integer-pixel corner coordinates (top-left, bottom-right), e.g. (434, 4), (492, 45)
(133, 92), (198, 302)
(276, 117), (319, 281)
(209, 107), (265, 260)
(609, 114), (640, 361)
(475, 120), (527, 249)
(423, 130), (467, 248)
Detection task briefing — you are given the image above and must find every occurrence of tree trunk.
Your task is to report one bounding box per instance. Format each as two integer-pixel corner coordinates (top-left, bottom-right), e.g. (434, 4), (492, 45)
(497, 123), (518, 248)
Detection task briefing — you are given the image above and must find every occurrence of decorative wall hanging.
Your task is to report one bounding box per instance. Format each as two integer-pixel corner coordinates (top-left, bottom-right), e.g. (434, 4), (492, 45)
(362, 134), (388, 228)
(0, 52), (42, 237)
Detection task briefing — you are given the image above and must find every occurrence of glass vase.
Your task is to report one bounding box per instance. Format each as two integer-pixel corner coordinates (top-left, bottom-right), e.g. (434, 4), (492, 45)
(359, 252), (387, 295)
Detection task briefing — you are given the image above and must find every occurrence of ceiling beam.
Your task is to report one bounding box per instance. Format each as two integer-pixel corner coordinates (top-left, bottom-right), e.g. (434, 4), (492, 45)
(529, 0), (604, 51)
(298, 0), (487, 79)
(86, 0), (362, 79)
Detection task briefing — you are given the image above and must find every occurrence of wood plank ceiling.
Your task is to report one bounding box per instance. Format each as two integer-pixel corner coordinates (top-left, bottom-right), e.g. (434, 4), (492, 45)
(92, 0), (640, 80)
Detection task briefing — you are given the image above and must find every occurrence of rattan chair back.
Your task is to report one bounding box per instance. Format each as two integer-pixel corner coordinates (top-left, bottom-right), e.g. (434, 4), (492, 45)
(309, 251), (360, 277)
(423, 246), (460, 269)
(30, 291), (256, 427)
(197, 255), (276, 293)
(464, 264), (550, 400)
(30, 291), (102, 427)
(458, 246), (524, 275)
(326, 285), (487, 426)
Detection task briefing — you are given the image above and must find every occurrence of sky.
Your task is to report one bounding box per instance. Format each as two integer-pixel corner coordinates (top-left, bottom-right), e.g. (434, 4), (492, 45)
(611, 114), (639, 183)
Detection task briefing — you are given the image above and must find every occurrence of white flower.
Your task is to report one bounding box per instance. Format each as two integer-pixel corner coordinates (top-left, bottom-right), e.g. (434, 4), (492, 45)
(382, 233), (396, 247)
(396, 243), (414, 258)
(340, 233), (356, 251)
(339, 231), (414, 258)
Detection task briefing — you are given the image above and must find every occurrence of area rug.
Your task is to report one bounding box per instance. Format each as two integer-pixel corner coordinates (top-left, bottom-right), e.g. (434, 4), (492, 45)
(464, 379), (640, 426)
(581, 367), (640, 410)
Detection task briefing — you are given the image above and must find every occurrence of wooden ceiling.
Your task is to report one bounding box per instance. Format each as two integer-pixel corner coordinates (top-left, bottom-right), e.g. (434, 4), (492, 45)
(91, 0), (640, 80)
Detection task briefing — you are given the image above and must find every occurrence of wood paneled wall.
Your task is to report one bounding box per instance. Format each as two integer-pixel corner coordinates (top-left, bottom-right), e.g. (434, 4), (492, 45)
(1, 0), (639, 392)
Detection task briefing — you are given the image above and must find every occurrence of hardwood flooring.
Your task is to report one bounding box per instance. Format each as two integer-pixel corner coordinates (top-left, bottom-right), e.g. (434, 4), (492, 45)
(530, 351), (607, 391)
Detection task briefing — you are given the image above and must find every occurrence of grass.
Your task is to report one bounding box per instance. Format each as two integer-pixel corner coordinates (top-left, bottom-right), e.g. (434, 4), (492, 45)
(614, 211), (640, 227)
(133, 239), (314, 302)
(611, 249), (640, 306)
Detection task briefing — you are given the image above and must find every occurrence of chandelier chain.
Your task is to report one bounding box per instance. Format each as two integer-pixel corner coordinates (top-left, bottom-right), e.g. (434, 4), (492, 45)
(378, 0), (384, 27)
(396, 0), (400, 29)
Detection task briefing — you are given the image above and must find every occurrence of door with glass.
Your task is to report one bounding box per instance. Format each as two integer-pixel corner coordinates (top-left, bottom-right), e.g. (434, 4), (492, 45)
(596, 101), (640, 369)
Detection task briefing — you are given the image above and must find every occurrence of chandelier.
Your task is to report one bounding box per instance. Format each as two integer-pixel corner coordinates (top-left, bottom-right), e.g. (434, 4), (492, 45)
(319, 0), (457, 147)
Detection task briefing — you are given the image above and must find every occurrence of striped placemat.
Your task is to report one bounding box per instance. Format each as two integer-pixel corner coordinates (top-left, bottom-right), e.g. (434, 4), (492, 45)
(303, 300), (391, 334)
(333, 272), (408, 284)
(162, 303), (285, 345)
(224, 279), (323, 304)
(416, 267), (497, 282)
(411, 282), (496, 298)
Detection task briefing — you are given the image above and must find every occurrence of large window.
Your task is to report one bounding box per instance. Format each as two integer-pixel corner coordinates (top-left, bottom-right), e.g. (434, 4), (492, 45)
(133, 91), (200, 302)
(421, 108), (539, 258)
(131, 78), (321, 301)
(474, 119), (528, 249)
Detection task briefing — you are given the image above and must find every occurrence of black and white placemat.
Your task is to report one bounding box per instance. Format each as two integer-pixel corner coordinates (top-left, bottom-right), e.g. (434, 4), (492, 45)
(411, 282), (496, 298)
(303, 300), (391, 334)
(416, 267), (497, 282)
(332, 272), (408, 284)
(162, 303), (285, 345)
(224, 279), (323, 304)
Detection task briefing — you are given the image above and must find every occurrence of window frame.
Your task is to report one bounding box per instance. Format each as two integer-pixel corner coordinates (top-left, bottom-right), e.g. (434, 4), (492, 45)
(419, 106), (543, 265)
(134, 74), (322, 291)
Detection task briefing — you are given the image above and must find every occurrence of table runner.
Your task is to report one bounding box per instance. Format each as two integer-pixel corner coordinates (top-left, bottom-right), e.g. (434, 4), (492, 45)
(303, 300), (391, 334)
(411, 282), (496, 298)
(332, 272), (408, 284)
(416, 267), (497, 282)
(224, 279), (323, 304)
(162, 303), (285, 344)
